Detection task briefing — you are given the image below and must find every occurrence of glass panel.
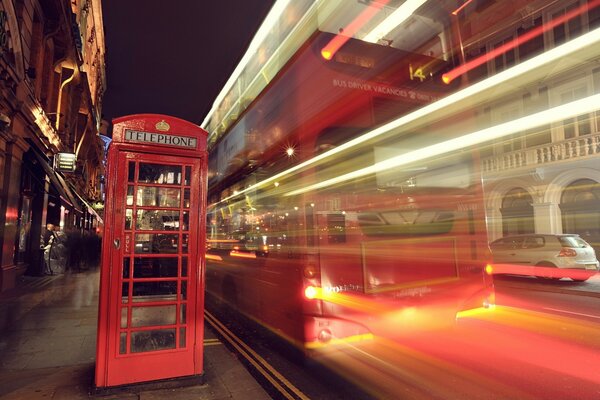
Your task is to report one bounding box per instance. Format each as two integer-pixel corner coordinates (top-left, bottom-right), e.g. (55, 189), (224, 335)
(132, 281), (177, 302)
(136, 187), (181, 207)
(136, 210), (180, 231)
(182, 257), (188, 277)
(120, 333), (127, 354)
(134, 233), (179, 254)
(131, 329), (176, 353)
(180, 280), (187, 300)
(182, 234), (189, 254)
(180, 303), (187, 324)
(179, 328), (186, 348)
(184, 166), (192, 186)
(122, 282), (129, 303)
(128, 161), (135, 182)
(182, 211), (189, 231)
(123, 258), (130, 278)
(121, 307), (128, 328)
(131, 305), (176, 327)
(138, 163), (182, 185)
(126, 185), (134, 205)
(133, 257), (178, 278)
(125, 209), (133, 230)
(183, 188), (190, 208)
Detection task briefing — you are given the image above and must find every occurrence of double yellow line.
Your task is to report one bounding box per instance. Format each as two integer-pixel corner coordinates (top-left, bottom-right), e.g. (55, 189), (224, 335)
(204, 310), (311, 400)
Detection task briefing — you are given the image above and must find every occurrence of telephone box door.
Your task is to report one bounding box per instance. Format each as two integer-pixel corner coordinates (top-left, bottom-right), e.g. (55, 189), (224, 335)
(104, 150), (203, 385)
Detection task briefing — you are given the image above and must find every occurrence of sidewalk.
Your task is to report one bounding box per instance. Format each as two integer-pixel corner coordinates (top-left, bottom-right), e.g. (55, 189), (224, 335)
(0, 269), (270, 400)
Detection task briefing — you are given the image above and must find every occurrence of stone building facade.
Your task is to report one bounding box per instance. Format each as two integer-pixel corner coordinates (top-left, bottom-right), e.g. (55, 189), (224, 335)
(0, 0), (105, 290)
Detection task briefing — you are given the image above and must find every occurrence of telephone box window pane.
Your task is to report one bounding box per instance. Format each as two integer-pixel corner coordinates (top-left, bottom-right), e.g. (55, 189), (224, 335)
(180, 281), (187, 300)
(136, 187), (181, 207)
(183, 188), (190, 208)
(134, 233), (179, 254)
(123, 258), (131, 278)
(180, 303), (187, 324)
(125, 209), (133, 230)
(128, 162), (135, 182)
(126, 186), (134, 205)
(131, 305), (176, 327)
(182, 212), (189, 231)
(133, 257), (178, 278)
(182, 234), (189, 254)
(136, 210), (180, 231)
(138, 163), (182, 185)
(132, 281), (177, 302)
(184, 166), (192, 186)
(121, 308), (128, 328)
(120, 333), (127, 354)
(182, 257), (188, 277)
(131, 329), (176, 353)
(122, 282), (129, 303)
(179, 328), (186, 348)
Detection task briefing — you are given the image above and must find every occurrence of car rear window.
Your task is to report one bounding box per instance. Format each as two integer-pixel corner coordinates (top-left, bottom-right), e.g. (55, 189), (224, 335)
(558, 236), (588, 248)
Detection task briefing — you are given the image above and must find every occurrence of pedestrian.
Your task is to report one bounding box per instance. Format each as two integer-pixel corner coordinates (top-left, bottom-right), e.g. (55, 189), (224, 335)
(41, 223), (56, 275)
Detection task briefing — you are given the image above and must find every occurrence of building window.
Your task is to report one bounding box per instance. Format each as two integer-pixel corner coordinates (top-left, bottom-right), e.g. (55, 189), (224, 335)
(558, 86), (591, 140)
(500, 188), (534, 236)
(560, 179), (600, 253)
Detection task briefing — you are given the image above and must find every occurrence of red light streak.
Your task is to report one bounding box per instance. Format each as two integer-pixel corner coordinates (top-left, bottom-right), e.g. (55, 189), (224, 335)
(451, 0), (474, 16)
(321, 0), (391, 60)
(442, 0), (600, 84)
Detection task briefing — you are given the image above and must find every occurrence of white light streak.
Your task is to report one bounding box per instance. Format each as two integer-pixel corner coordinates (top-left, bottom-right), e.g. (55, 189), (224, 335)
(363, 0), (428, 43)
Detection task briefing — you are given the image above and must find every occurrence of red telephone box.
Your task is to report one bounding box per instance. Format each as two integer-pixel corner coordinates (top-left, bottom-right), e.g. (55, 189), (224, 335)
(95, 114), (208, 389)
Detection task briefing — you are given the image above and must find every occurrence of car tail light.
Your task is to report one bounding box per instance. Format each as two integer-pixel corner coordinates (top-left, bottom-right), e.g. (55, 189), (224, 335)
(558, 247), (577, 257)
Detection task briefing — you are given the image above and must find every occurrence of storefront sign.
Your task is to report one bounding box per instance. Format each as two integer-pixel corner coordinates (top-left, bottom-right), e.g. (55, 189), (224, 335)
(124, 129), (197, 149)
(54, 152), (77, 172)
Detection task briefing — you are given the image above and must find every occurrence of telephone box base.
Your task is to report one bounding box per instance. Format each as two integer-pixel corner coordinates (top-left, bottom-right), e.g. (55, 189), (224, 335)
(93, 373), (204, 396)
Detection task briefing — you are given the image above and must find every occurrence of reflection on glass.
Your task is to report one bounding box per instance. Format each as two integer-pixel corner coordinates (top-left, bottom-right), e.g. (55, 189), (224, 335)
(182, 257), (187, 277)
(121, 307), (128, 328)
(182, 211), (189, 231)
(134, 233), (179, 254)
(181, 280), (187, 300)
(128, 162), (135, 182)
(120, 333), (127, 354)
(126, 185), (134, 205)
(138, 163), (182, 185)
(125, 209), (133, 230)
(184, 188), (190, 208)
(136, 210), (180, 231)
(133, 257), (178, 278)
(131, 305), (176, 327)
(179, 328), (186, 348)
(123, 258), (130, 278)
(182, 234), (189, 254)
(180, 303), (186, 324)
(132, 281), (177, 302)
(136, 187), (181, 207)
(122, 282), (129, 303)
(184, 166), (192, 186)
(131, 329), (176, 353)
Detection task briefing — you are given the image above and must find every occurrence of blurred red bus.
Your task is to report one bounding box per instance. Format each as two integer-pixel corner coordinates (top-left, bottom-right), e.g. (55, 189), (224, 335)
(205, 30), (494, 352)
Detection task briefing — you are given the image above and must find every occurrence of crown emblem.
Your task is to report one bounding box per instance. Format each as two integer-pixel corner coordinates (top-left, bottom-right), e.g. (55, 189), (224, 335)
(155, 120), (170, 131)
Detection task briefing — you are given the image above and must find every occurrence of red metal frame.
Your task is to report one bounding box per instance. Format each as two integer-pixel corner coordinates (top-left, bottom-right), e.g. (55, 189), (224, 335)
(96, 115), (207, 388)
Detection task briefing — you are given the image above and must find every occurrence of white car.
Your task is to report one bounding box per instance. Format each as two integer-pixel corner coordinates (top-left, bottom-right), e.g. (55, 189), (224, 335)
(489, 234), (599, 282)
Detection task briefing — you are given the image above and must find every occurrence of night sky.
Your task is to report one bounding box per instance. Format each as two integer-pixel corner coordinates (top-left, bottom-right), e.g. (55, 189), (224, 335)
(101, 0), (275, 127)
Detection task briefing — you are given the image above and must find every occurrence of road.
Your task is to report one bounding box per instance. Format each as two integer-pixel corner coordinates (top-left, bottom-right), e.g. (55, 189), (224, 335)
(206, 274), (600, 399)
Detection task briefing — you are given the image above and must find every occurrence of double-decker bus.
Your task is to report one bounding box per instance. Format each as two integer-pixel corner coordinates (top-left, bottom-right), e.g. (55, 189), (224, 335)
(204, 2), (494, 352)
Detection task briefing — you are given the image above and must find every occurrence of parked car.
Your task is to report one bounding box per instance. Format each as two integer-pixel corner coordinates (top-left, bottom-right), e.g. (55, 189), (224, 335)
(489, 234), (599, 282)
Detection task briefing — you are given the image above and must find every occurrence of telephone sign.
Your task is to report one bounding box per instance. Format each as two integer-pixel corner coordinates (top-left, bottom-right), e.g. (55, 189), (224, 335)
(95, 114), (208, 389)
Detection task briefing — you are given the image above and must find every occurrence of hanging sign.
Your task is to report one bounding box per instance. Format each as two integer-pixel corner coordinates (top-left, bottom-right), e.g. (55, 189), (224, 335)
(54, 152), (77, 172)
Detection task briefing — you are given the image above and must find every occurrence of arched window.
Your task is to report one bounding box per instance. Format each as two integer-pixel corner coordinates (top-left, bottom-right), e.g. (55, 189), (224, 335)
(560, 179), (600, 253)
(500, 187), (534, 236)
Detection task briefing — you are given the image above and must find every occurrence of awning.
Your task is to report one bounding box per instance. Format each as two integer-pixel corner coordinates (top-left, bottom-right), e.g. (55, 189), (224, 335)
(30, 148), (82, 213)
(70, 186), (104, 224)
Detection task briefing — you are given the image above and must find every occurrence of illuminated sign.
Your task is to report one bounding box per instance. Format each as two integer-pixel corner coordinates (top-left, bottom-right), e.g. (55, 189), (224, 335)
(124, 129), (197, 149)
(54, 152), (77, 172)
